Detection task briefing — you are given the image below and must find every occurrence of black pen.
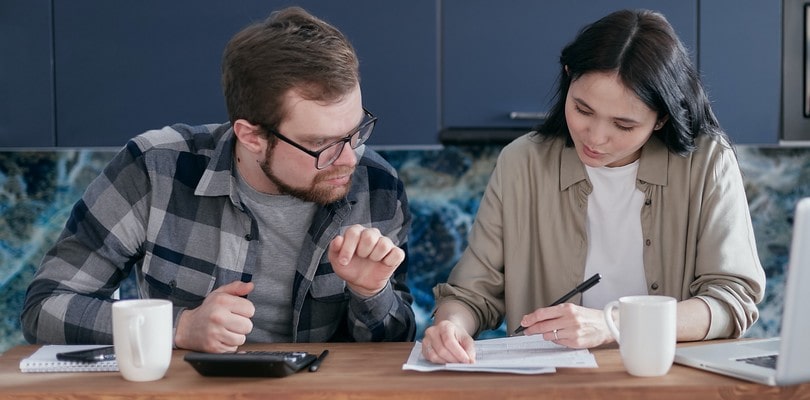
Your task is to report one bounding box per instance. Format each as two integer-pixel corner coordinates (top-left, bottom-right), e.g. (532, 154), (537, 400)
(308, 349), (329, 372)
(513, 273), (602, 335)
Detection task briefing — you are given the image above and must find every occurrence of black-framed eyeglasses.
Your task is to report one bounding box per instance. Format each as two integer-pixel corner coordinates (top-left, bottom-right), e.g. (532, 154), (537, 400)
(260, 108), (376, 170)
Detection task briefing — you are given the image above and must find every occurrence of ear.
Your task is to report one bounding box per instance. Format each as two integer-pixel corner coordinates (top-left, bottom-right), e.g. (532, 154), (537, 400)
(654, 115), (670, 130)
(233, 119), (266, 154)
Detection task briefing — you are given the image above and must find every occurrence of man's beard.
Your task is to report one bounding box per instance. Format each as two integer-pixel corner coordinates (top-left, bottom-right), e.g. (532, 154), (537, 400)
(260, 146), (353, 205)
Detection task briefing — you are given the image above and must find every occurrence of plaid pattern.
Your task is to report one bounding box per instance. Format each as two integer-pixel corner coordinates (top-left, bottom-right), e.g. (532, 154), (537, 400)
(22, 123), (415, 344)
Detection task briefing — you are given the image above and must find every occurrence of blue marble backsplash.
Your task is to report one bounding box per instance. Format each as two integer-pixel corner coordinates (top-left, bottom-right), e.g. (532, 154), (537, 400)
(1, 143), (807, 353)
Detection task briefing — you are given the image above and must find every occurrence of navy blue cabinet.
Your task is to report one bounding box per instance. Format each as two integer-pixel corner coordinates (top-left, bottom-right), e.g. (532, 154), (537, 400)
(0, 1), (785, 147)
(0, 0), (54, 147)
(699, 1), (781, 144)
(51, 0), (437, 147)
(440, 0), (783, 145)
(441, 0), (698, 137)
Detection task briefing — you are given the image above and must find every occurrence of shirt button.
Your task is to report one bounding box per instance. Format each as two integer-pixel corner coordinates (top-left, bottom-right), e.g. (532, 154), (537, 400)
(244, 234), (252, 241)
(651, 282), (660, 291)
(645, 199), (652, 206)
(645, 239), (652, 246)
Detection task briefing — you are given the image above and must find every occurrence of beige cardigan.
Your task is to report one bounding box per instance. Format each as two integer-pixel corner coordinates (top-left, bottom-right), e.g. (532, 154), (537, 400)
(434, 133), (766, 340)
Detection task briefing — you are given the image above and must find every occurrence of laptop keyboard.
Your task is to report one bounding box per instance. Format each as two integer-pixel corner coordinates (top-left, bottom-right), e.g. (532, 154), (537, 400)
(737, 354), (778, 369)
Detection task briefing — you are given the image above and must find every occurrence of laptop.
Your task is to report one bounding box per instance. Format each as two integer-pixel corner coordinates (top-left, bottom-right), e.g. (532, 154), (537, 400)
(674, 197), (810, 386)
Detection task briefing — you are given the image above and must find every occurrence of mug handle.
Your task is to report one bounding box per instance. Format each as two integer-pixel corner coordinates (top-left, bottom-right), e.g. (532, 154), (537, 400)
(603, 301), (621, 344)
(128, 314), (146, 368)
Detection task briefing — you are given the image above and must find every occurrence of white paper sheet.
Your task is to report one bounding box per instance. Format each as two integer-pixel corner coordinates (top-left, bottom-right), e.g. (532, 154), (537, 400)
(402, 335), (597, 374)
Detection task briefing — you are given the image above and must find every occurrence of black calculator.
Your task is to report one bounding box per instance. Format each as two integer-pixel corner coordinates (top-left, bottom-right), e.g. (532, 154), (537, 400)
(184, 350), (318, 378)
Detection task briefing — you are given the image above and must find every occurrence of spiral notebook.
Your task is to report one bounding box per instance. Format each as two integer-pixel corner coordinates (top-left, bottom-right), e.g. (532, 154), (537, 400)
(19, 345), (119, 373)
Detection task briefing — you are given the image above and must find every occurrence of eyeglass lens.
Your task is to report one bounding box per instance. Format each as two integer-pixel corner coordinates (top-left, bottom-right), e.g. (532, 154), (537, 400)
(316, 120), (375, 169)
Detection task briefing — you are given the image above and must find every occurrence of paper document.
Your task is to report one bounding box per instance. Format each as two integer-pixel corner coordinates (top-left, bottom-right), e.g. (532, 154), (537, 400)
(402, 335), (597, 374)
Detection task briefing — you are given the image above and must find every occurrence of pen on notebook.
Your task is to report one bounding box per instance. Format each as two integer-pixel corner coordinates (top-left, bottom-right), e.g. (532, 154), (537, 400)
(513, 273), (602, 335)
(308, 349), (329, 372)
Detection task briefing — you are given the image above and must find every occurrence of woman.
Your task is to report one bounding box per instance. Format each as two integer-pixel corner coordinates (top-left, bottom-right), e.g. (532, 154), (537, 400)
(423, 9), (765, 364)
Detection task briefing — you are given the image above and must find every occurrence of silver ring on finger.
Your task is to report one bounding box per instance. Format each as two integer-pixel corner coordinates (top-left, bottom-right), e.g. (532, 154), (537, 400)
(553, 329), (559, 341)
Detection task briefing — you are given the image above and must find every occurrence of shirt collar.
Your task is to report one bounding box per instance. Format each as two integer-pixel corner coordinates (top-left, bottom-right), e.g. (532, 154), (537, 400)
(559, 134), (669, 191)
(636, 134), (669, 186)
(195, 124), (239, 202)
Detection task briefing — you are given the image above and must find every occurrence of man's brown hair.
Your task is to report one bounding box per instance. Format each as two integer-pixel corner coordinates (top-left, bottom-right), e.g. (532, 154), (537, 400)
(222, 7), (359, 131)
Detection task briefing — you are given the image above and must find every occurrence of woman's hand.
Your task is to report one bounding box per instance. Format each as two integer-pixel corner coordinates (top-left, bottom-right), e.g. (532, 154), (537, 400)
(518, 303), (615, 348)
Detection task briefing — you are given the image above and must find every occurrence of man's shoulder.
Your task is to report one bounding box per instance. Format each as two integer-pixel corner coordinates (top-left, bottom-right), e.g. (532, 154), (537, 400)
(130, 123), (231, 155)
(350, 147), (405, 201)
(357, 147), (398, 178)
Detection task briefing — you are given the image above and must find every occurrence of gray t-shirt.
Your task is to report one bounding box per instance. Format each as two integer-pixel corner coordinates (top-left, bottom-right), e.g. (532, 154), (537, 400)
(236, 173), (317, 342)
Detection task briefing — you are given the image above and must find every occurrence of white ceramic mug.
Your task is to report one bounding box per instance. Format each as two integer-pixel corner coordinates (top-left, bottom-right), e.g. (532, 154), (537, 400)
(112, 299), (173, 382)
(603, 295), (676, 377)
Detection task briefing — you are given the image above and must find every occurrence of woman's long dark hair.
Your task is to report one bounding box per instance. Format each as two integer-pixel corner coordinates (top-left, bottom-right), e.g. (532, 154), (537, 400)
(538, 9), (728, 156)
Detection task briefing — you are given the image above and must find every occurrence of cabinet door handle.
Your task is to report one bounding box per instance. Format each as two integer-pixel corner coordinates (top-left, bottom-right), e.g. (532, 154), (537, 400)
(509, 111), (548, 120)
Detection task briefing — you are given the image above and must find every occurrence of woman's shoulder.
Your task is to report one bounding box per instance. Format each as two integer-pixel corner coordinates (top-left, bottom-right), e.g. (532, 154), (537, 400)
(499, 132), (566, 160)
(654, 133), (735, 163)
(661, 133), (739, 183)
(687, 134), (736, 164)
(492, 133), (572, 187)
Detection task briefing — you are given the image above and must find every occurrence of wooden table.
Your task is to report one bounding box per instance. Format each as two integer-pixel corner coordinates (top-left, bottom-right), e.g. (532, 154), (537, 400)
(1, 342), (808, 399)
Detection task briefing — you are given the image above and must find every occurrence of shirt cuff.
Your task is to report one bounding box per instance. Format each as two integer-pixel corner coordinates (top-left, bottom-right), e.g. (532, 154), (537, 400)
(349, 281), (395, 325)
(171, 307), (187, 349)
(696, 295), (734, 340)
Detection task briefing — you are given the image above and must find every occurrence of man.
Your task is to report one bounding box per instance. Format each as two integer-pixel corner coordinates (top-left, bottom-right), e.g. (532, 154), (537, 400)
(21, 7), (415, 353)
